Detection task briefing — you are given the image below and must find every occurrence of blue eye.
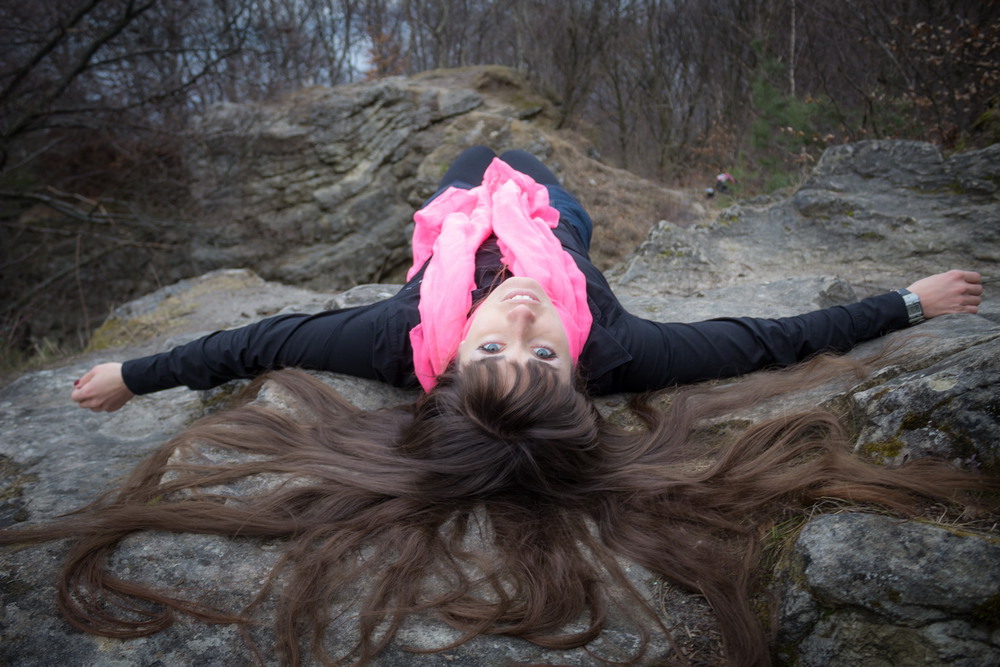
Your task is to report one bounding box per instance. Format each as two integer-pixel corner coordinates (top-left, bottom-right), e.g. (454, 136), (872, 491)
(479, 342), (503, 354)
(533, 347), (556, 359)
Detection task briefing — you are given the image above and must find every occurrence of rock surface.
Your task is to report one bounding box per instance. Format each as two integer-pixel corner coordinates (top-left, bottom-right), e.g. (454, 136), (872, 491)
(609, 141), (1000, 301)
(187, 67), (694, 289)
(2, 105), (999, 667)
(776, 514), (1000, 667)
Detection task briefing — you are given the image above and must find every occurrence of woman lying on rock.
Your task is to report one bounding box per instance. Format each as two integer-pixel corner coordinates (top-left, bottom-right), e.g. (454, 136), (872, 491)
(4, 147), (992, 666)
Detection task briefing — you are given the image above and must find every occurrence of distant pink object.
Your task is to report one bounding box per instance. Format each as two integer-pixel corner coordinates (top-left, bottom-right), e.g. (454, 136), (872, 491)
(716, 173), (736, 184)
(407, 158), (593, 391)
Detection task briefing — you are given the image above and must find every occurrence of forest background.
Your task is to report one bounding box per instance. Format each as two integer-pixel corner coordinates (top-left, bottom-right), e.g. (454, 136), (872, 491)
(1, 0), (998, 369)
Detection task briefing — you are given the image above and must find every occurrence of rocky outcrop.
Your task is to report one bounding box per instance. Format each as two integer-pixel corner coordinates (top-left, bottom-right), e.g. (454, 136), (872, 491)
(6, 66), (687, 350)
(187, 67), (692, 289)
(610, 141), (1000, 301)
(2, 129), (998, 667)
(776, 513), (1000, 666)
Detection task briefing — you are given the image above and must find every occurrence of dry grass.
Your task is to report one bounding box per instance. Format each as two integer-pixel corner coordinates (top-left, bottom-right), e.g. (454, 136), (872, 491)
(548, 135), (709, 271)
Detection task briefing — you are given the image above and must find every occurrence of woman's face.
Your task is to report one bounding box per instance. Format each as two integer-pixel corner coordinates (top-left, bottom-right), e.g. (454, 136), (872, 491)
(458, 277), (572, 383)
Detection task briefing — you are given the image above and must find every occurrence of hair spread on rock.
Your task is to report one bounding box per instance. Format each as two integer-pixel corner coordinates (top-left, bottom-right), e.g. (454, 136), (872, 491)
(2, 358), (996, 666)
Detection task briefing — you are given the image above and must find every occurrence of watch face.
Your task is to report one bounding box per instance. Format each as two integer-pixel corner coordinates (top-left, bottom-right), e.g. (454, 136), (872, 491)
(896, 289), (924, 324)
(903, 295), (923, 323)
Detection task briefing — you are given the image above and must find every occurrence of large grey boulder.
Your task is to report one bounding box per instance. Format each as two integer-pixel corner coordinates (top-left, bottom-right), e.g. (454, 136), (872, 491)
(187, 67), (690, 289)
(2, 136), (999, 665)
(776, 513), (1000, 667)
(610, 141), (1000, 300)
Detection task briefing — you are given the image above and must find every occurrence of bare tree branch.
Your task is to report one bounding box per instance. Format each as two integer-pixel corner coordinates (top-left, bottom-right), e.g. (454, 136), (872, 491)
(0, 187), (179, 233)
(4, 0), (158, 142)
(0, 0), (107, 104)
(2, 245), (118, 318)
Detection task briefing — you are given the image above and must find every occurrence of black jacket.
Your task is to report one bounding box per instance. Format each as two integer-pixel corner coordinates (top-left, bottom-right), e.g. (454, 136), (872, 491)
(122, 198), (909, 396)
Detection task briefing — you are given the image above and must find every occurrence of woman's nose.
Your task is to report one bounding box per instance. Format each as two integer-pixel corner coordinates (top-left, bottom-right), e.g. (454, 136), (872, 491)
(506, 304), (537, 330)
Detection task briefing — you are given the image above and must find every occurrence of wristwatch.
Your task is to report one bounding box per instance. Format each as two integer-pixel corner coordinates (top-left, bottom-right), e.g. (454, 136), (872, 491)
(895, 288), (925, 325)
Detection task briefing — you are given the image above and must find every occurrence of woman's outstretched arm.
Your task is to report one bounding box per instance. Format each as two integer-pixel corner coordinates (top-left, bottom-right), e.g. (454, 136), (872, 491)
(71, 289), (423, 412)
(599, 270), (984, 394)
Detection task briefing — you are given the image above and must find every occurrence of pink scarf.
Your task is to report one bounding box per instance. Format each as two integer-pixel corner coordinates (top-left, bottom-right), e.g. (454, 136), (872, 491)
(407, 158), (592, 391)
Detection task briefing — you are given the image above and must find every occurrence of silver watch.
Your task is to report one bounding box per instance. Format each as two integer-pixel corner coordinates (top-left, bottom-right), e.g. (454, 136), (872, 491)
(895, 288), (925, 325)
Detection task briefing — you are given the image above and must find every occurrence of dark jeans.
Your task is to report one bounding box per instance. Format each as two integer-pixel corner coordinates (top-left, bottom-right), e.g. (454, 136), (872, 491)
(438, 145), (562, 188)
(431, 146), (593, 250)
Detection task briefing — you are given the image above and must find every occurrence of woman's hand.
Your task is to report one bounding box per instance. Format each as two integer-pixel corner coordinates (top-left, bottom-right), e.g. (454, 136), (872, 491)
(906, 270), (983, 319)
(71, 362), (134, 412)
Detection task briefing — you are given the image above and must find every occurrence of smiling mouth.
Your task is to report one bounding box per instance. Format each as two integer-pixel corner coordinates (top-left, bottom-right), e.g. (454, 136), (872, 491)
(502, 291), (541, 303)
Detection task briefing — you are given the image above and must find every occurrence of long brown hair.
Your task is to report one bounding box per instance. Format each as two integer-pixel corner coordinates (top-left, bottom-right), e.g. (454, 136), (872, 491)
(1, 358), (995, 665)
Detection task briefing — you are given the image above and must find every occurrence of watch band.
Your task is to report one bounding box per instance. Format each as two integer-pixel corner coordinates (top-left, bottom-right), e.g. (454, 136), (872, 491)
(895, 288), (925, 325)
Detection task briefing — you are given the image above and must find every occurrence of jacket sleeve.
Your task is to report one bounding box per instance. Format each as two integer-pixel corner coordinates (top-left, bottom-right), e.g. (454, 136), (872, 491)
(597, 291), (910, 393)
(120, 303), (400, 395)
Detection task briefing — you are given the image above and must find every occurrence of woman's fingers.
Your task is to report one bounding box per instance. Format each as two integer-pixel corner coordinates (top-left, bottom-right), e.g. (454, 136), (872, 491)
(70, 363), (133, 412)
